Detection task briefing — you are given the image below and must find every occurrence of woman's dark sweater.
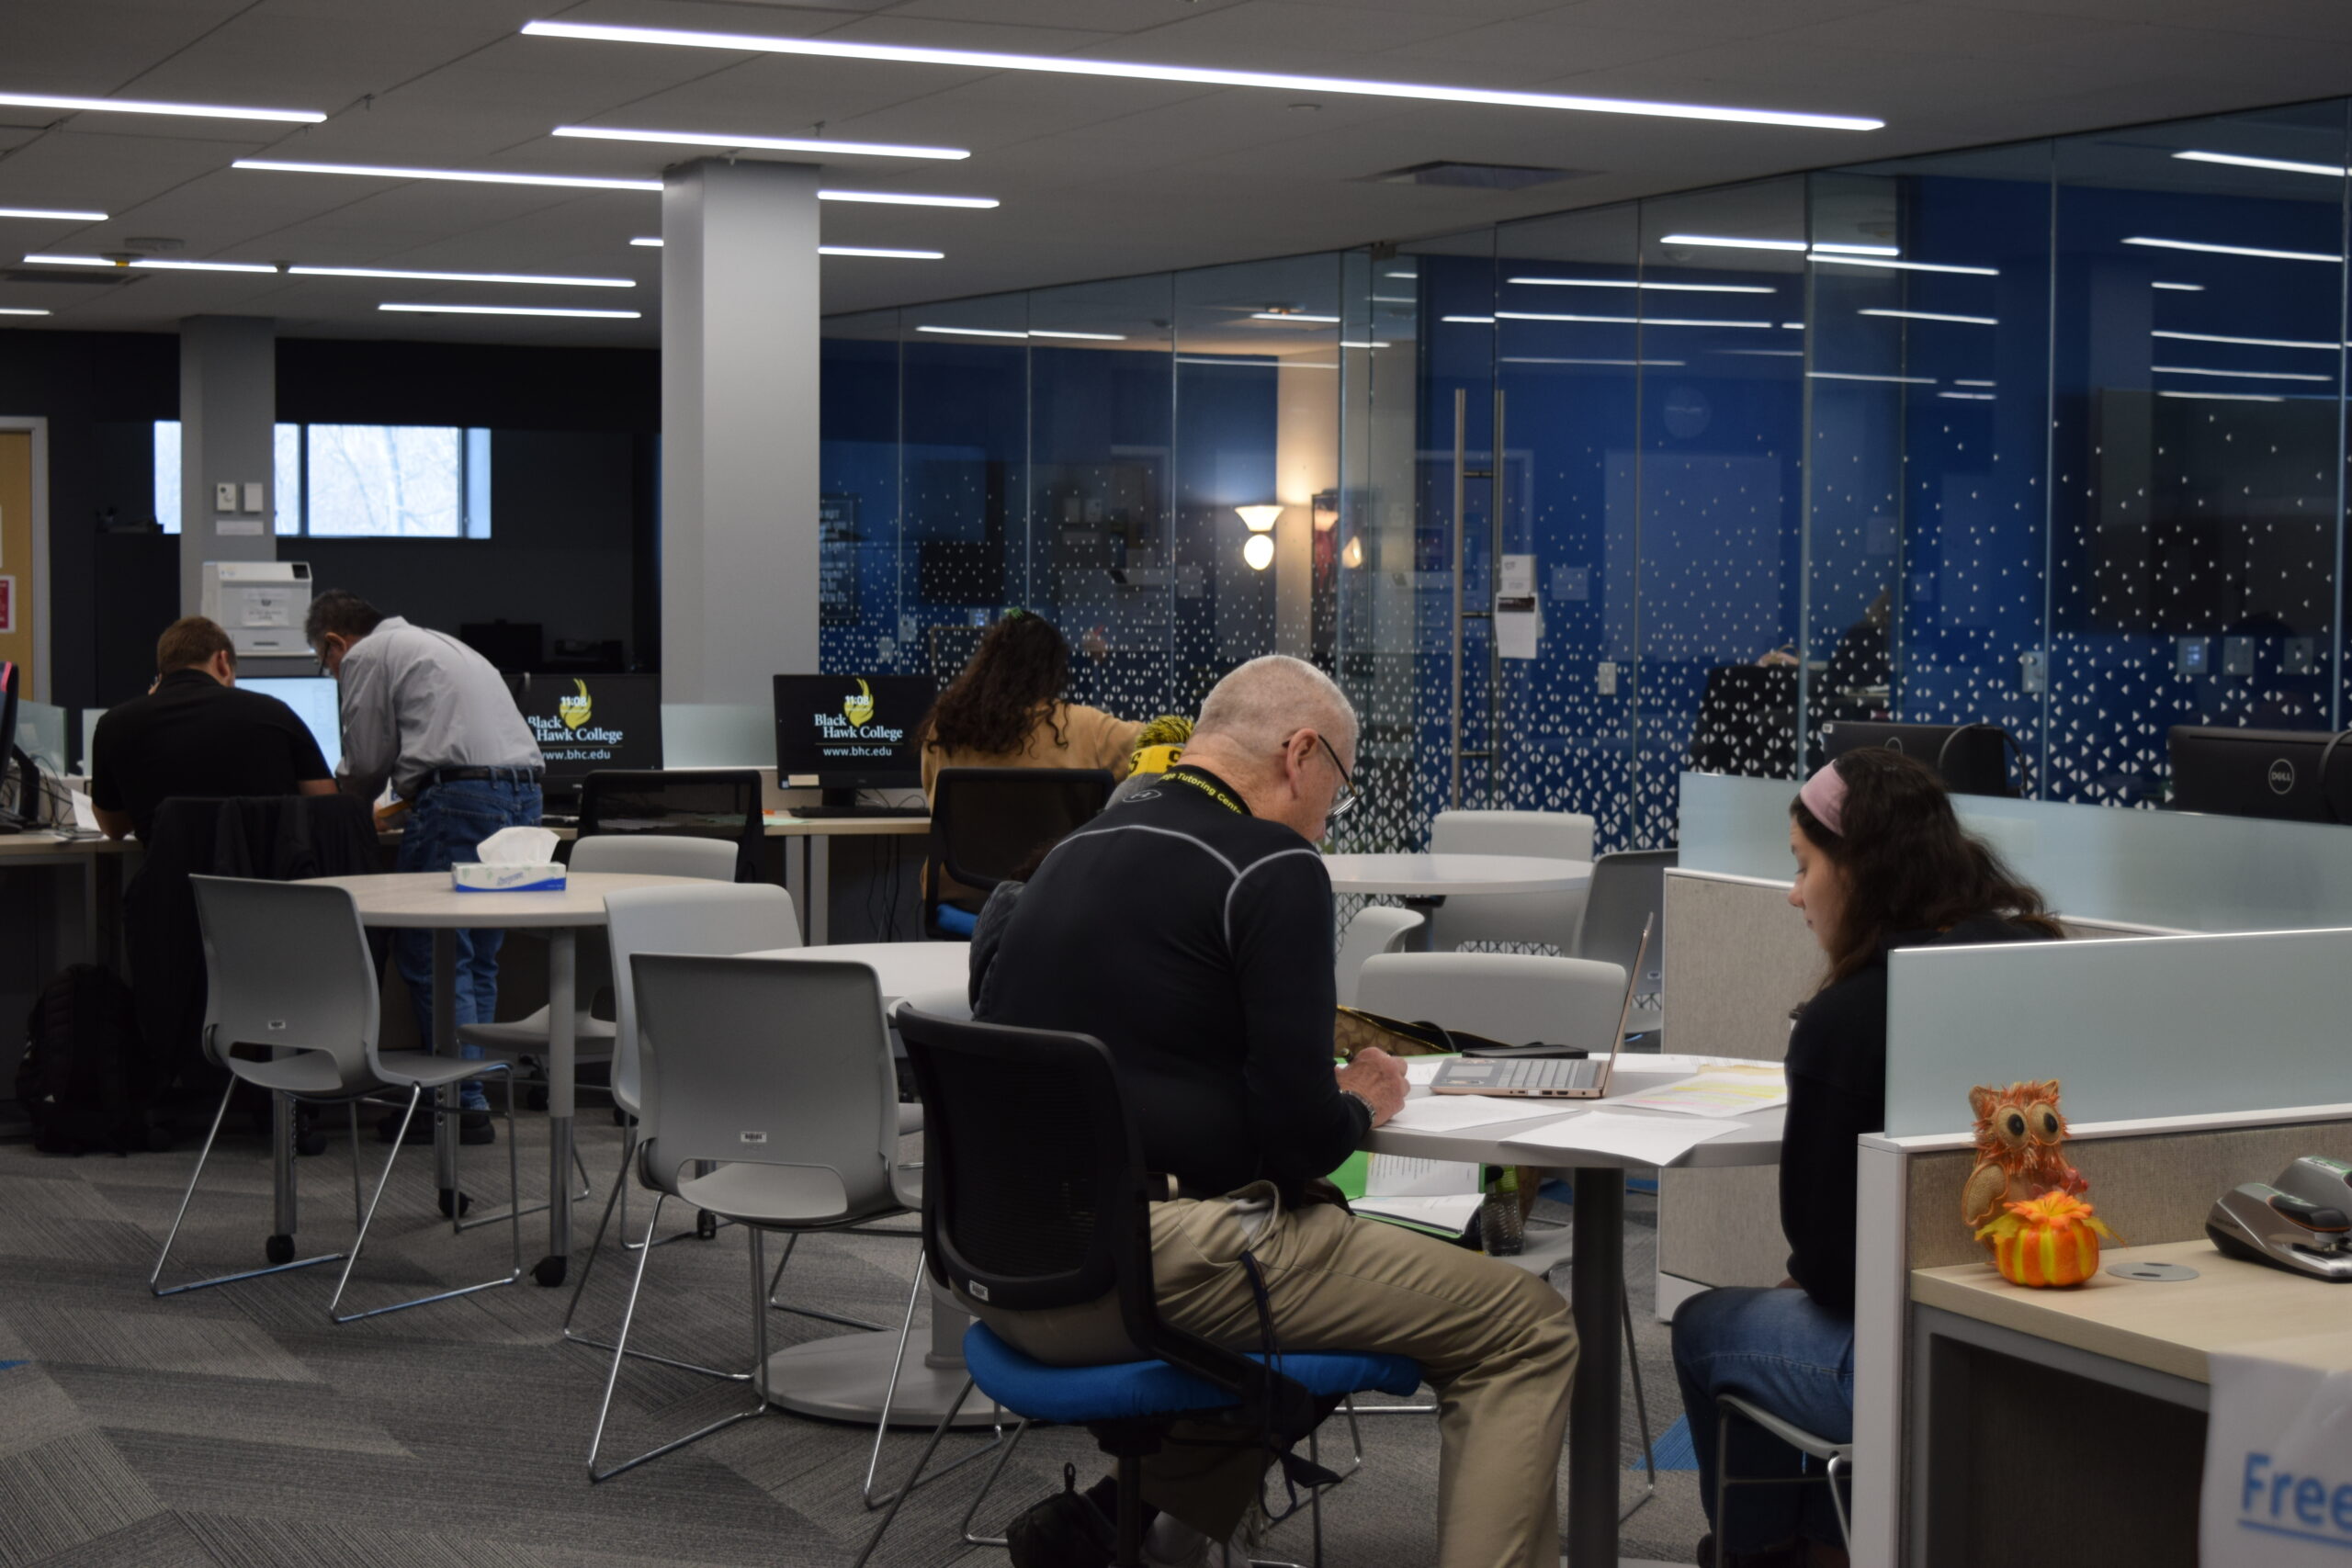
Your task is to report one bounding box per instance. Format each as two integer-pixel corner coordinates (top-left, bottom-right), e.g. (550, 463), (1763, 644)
(1781, 915), (2056, 1314)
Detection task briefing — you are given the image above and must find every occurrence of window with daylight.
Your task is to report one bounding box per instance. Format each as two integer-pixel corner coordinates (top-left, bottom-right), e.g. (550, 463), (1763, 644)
(152, 421), (492, 537)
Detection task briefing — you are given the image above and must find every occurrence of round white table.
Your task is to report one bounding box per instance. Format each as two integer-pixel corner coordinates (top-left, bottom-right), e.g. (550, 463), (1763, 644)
(302, 870), (706, 1287)
(1320, 852), (1592, 951)
(749, 940), (970, 1011)
(1367, 1058), (1783, 1568)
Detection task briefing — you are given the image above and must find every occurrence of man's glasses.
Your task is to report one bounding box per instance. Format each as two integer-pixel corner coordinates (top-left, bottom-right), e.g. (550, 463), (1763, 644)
(1315, 732), (1361, 822)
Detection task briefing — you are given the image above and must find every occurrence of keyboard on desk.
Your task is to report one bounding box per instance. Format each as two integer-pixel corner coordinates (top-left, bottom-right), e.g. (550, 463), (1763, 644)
(1429, 1055), (1602, 1097)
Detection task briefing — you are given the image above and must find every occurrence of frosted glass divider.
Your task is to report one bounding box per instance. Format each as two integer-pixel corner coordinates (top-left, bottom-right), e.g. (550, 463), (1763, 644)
(1679, 770), (2352, 933)
(660, 703), (774, 768)
(1883, 927), (2352, 1136)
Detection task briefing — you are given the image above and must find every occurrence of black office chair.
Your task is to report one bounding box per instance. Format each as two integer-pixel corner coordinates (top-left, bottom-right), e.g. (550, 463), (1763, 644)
(923, 767), (1114, 938)
(855, 1005), (1418, 1567)
(577, 769), (763, 883)
(1689, 664), (1799, 781)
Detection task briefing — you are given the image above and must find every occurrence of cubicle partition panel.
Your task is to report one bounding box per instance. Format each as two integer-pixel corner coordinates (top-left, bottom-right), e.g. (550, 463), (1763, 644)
(1851, 926), (2352, 1567)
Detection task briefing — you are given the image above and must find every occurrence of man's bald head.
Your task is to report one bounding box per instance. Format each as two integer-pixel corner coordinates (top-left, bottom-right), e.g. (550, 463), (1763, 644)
(1193, 655), (1358, 758)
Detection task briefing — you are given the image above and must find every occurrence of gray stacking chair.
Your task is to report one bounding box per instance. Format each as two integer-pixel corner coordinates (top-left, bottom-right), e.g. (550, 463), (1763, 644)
(1575, 848), (1676, 1028)
(151, 876), (521, 1322)
(1425, 808), (1595, 954)
(582, 953), (923, 1482)
(1353, 950), (1628, 1049)
(1334, 906), (1426, 1005)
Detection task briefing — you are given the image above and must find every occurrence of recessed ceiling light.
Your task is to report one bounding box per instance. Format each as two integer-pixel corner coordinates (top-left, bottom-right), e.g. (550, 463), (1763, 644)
(2151, 281), (2203, 291)
(379, 302), (641, 318)
(521, 19), (1882, 130)
(1808, 371), (1936, 384)
(235, 158), (661, 192)
(0, 90), (323, 123)
(1506, 276), (1776, 293)
(0, 307), (51, 315)
(2153, 328), (2341, 351)
(0, 206), (107, 222)
(818, 189), (998, 209)
(2123, 235), (2340, 263)
(553, 125), (969, 160)
(2174, 150), (2348, 178)
(820, 245), (944, 259)
(630, 237), (662, 247)
(289, 265), (634, 287)
(1496, 310), (1776, 328)
(2152, 365), (2332, 381)
(1810, 254), (1998, 276)
(24, 253), (278, 274)
(2156, 389), (2285, 402)
(1859, 308), (1997, 325)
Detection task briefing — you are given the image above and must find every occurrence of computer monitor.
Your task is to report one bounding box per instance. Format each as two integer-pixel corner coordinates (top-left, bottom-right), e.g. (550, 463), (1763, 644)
(0, 660), (22, 827)
(2168, 726), (2352, 824)
(240, 675), (345, 775)
(774, 672), (935, 809)
(507, 673), (662, 796)
(1820, 718), (2018, 797)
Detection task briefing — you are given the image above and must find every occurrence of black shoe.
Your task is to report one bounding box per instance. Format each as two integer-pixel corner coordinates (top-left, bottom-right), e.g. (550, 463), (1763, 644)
(376, 1107), (495, 1146)
(1007, 1467), (1132, 1568)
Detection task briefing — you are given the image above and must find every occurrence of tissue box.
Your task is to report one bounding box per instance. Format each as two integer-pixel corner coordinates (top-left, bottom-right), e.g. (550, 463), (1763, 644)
(452, 863), (568, 893)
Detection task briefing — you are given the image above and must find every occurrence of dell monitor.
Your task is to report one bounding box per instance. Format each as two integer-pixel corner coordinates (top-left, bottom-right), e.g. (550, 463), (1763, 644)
(2168, 726), (2352, 824)
(1820, 718), (2019, 797)
(240, 675), (345, 775)
(507, 673), (662, 799)
(774, 672), (935, 815)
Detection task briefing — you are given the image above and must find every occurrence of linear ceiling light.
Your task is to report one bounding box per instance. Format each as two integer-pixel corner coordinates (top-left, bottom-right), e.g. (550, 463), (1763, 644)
(2174, 150), (2347, 178)
(520, 19), (1883, 130)
(1858, 308), (1997, 325)
(1810, 254), (1999, 276)
(1442, 315), (1495, 325)
(0, 205), (107, 221)
(235, 158), (661, 191)
(1499, 355), (1684, 366)
(1661, 234), (1806, 252)
(2152, 280), (2204, 291)
(24, 252), (277, 274)
(916, 324), (1024, 338)
(0, 307), (51, 315)
(1954, 379), (1996, 387)
(379, 302), (640, 318)
(630, 236), (662, 246)
(2123, 235), (2340, 263)
(1496, 310), (1776, 328)
(1250, 311), (1340, 323)
(2156, 389), (2284, 402)
(1938, 391), (1995, 400)
(2152, 365), (2332, 381)
(1808, 370), (1936, 384)
(914, 324), (1125, 339)
(1506, 276), (1775, 293)
(290, 265), (634, 287)
(819, 189), (997, 208)
(0, 90), (323, 123)
(2153, 328), (2341, 351)
(821, 245), (944, 259)
(553, 125), (968, 160)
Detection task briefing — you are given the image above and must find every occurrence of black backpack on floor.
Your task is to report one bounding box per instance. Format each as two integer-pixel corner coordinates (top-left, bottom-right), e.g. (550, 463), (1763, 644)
(16, 964), (159, 1156)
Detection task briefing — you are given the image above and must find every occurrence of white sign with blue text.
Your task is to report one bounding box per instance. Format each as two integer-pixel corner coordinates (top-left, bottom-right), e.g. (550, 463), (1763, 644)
(2203, 1352), (2352, 1565)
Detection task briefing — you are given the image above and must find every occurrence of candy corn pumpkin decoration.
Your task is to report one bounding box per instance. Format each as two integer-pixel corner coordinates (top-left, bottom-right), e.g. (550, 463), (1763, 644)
(1974, 1191), (2117, 1288)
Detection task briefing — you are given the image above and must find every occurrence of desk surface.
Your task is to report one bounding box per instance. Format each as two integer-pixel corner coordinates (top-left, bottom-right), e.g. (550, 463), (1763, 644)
(746, 941), (968, 1009)
(1364, 1055), (1783, 1169)
(302, 870), (705, 928)
(760, 812), (930, 837)
(1914, 1240), (2352, 1383)
(1320, 852), (1589, 896)
(0, 832), (134, 859)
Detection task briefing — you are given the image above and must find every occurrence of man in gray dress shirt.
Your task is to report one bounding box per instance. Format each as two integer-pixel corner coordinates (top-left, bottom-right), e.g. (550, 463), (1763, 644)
(307, 590), (544, 1145)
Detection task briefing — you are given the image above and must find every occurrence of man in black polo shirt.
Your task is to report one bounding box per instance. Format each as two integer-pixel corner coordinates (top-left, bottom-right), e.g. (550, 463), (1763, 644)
(90, 616), (334, 841)
(975, 655), (1577, 1568)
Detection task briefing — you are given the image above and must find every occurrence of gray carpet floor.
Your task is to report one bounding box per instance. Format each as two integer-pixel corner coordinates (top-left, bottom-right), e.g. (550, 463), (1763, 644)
(0, 1099), (1712, 1567)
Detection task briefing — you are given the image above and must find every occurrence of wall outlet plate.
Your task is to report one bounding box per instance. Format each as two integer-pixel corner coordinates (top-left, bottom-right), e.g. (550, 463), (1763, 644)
(2177, 637), (2209, 676)
(1597, 660), (1618, 695)
(2018, 649), (2047, 695)
(213, 481), (237, 512)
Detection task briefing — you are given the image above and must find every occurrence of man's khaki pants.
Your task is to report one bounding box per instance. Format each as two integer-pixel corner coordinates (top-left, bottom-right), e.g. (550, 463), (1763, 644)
(971, 1185), (1578, 1568)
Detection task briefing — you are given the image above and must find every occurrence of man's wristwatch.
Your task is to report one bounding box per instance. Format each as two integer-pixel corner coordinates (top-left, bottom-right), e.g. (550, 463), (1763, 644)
(1340, 1088), (1376, 1121)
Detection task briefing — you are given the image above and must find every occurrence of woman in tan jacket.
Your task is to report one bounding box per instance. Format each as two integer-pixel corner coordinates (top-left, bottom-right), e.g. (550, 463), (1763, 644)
(920, 611), (1145, 919)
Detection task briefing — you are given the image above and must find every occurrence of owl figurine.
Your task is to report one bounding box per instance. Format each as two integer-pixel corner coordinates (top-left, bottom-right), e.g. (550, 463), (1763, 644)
(1962, 1079), (2090, 1242)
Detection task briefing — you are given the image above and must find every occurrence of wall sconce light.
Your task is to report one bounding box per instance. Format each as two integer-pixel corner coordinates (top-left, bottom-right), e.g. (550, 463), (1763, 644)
(1341, 535), (1365, 570)
(1242, 534), (1275, 570)
(1235, 503), (1283, 534)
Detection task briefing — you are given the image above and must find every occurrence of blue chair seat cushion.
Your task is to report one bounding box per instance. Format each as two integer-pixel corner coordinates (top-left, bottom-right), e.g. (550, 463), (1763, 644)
(933, 903), (979, 937)
(963, 1322), (1421, 1426)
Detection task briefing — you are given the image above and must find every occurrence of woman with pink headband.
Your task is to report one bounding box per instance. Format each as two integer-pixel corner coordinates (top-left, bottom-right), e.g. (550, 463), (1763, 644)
(1671, 748), (2060, 1568)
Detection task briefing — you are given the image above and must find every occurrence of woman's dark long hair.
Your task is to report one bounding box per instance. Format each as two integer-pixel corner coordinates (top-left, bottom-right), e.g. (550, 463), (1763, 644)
(1792, 748), (2062, 988)
(922, 611), (1071, 758)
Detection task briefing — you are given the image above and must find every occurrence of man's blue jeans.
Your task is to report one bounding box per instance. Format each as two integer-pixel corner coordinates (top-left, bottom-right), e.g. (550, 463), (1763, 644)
(1670, 1285), (1856, 1552)
(395, 778), (542, 1112)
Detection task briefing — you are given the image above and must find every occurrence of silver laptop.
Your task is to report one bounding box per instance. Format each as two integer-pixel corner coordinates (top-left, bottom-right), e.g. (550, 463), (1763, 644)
(1426, 916), (1654, 1100)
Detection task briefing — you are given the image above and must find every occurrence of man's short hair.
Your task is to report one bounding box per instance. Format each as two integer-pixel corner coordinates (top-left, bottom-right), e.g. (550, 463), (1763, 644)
(1193, 655), (1358, 755)
(305, 589), (384, 647)
(155, 615), (236, 674)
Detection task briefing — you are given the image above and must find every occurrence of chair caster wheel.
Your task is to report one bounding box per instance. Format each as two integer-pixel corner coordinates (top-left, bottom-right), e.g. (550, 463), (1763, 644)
(438, 1189), (472, 1220)
(266, 1234), (295, 1265)
(526, 1086), (548, 1112)
(533, 1257), (567, 1287)
(695, 1211), (718, 1240)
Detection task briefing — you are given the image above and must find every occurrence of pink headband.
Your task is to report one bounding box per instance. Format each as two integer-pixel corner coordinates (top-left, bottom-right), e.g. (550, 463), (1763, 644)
(1798, 762), (1849, 837)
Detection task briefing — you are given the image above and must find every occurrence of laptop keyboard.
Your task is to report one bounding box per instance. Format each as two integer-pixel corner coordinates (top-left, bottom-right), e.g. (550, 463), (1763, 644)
(1489, 1057), (1598, 1091)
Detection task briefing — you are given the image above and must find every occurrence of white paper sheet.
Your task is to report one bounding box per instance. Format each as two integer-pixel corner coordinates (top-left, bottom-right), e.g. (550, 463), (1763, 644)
(1363, 1154), (1480, 1197)
(1387, 1094), (1586, 1133)
(1354, 1192), (1484, 1235)
(1501, 1111), (1747, 1166)
(1612, 1068), (1789, 1119)
(1403, 1057), (1455, 1086)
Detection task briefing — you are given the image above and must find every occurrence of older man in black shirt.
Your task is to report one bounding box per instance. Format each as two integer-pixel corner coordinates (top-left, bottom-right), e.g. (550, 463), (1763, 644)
(90, 616), (334, 841)
(975, 655), (1577, 1568)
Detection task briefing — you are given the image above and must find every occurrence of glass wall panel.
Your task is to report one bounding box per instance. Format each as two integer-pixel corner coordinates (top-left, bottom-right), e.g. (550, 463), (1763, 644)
(819, 308), (902, 673)
(1635, 180), (1809, 846)
(2049, 104), (2349, 803)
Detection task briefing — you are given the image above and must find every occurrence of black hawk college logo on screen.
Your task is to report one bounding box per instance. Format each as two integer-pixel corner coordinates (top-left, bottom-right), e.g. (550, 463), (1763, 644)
(814, 678), (906, 761)
(526, 678), (630, 766)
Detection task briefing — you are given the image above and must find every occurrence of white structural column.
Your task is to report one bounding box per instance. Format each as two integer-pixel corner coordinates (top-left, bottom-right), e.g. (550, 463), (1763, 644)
(177, 315), (277, 614)
(662, 158), (823, 704)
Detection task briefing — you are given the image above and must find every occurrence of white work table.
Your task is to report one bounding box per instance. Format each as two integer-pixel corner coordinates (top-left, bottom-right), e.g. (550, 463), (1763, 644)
(1321, 852), (1591, 952)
